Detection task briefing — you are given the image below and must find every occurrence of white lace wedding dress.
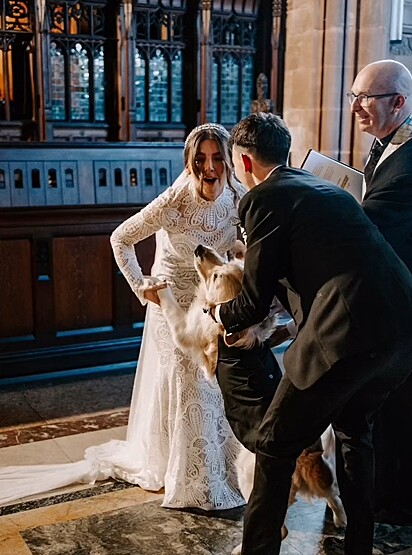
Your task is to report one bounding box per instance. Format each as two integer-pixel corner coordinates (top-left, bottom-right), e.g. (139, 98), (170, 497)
(0, 172), (245, 510)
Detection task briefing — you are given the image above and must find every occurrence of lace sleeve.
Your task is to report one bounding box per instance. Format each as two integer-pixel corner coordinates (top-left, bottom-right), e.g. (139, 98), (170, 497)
(110, 170), (188, 302)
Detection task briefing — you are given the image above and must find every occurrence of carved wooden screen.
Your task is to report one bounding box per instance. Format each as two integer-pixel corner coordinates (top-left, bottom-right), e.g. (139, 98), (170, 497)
(0, 0), (34, 122)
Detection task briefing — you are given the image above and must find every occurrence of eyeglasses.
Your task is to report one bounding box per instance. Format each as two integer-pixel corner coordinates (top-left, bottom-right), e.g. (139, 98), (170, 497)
(346, 92), (401, 106)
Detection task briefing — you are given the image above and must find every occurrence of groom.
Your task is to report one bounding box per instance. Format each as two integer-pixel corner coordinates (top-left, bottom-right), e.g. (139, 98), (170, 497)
(210, 112), (412, 555)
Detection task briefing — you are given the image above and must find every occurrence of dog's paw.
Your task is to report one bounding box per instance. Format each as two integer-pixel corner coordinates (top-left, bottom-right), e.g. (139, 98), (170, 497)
(333, 511), (347, 528)
(142, 276), (163, 286)
(326, 496), (347, 528)
(157, 284), (172, 297)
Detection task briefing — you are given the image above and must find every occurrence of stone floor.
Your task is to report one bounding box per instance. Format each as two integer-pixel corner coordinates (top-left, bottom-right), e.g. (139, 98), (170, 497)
(0, 367), (412, 555)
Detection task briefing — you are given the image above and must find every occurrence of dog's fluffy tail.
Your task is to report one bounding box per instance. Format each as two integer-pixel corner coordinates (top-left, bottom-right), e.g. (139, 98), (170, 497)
(294, 451), (334, 496)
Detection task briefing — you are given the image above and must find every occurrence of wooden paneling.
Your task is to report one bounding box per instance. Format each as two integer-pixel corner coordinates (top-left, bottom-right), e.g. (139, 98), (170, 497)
(0, 206), (155, 379)
(0, 239), (33, 338)
(53, 236), (113, 332)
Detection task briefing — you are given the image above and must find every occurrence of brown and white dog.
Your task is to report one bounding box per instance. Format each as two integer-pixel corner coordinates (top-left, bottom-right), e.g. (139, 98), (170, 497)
(232, 427), (346, 554)
(157, 241), (278, 379)
(155, 244), (346, 552)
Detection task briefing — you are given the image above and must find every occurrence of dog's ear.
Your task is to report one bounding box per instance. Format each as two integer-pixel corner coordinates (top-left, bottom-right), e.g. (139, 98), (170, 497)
(228, 240), (246, 261)
(223, 269), (243, 300)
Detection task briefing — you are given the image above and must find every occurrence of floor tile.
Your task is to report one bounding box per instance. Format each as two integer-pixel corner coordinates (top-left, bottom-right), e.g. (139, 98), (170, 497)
(0, 409), (129, 448)
(0, 487), (162, 555)
(0, 371), (134, 426)
(54, 426), (127, 462)
(0, 438), (71, 467)
(20, 500), (243, 555)
(0, 390), (44, 429)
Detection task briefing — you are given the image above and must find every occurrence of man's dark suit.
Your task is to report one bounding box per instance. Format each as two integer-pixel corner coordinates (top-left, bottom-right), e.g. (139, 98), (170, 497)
(362, 137), (412, 524)
(219, 166), (412, 555)
(363, 138), (412, 272)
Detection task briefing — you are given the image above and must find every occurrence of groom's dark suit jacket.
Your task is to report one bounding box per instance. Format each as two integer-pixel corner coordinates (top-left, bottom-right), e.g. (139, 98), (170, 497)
(362, 138), (412, 273)
(219, 166), (412, 391)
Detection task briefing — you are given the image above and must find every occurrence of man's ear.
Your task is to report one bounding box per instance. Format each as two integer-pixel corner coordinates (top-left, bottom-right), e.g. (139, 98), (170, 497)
(394, 94), (406, 111)
(241, 154), (252, 173)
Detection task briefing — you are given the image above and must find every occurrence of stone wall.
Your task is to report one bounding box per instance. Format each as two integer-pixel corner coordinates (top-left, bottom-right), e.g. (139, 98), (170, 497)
(390, 0), (412, 71)
(281, 0), (392, 172)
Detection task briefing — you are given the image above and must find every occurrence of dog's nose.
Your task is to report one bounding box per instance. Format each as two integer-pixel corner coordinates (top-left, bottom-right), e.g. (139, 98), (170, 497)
(195, 245), (206, 257)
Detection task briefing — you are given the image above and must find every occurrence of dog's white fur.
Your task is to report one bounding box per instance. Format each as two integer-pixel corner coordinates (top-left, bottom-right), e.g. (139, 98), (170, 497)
(154, 243), (346, 553)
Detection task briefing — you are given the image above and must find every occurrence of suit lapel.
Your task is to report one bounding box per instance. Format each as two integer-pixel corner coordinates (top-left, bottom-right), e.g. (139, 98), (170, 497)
(375, 141), (405, 169)
(366, 115), (412, 192)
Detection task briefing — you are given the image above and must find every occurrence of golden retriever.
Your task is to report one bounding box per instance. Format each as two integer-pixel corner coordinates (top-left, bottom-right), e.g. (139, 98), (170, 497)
(157, 241), (278, 379)
(155, 244), (346, 552)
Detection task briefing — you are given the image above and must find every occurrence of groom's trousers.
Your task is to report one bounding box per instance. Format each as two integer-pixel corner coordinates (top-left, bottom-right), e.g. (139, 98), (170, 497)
(240, 339), (412, 555)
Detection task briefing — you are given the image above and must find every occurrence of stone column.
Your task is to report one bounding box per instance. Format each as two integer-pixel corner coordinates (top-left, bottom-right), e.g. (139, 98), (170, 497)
(34, 0), (46, 141)
(200, 0), (212, 124)
(351, 0), (391, 171)
(283, 0), (391, 172)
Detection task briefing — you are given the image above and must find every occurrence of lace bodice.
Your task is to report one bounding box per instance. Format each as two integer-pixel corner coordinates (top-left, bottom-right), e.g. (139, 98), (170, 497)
(110, 171), (245, 306)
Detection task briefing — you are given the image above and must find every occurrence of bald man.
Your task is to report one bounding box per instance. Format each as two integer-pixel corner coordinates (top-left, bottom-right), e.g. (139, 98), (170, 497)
(350, 59), (412, 270)
(349, 60), (412, 526)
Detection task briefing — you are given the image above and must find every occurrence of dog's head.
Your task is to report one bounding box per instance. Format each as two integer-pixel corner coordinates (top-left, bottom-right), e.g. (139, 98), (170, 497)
(194, 244), (244, 305)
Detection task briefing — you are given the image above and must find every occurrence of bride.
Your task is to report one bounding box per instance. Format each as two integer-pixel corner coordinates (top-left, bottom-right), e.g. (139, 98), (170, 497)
(0, 123), (245, 511)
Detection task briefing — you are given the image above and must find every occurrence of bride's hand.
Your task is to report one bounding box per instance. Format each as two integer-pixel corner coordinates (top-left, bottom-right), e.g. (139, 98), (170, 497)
(143, 282), (168, 306)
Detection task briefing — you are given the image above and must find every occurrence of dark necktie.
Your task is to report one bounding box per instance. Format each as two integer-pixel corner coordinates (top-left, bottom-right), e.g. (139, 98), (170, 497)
(363, 140), (387, 185)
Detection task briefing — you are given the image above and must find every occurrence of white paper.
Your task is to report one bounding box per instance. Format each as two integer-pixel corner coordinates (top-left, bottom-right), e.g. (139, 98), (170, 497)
(301, 149), (363, 203)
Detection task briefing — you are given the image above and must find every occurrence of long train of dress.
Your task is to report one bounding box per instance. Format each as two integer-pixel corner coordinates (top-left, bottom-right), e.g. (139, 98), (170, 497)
(0, 305), (244, 509)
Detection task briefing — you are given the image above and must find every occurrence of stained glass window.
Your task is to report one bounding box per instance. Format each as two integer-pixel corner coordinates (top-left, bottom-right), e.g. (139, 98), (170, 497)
(134, 1), (185, 124)
(135, 49), (146, 121)
(50, 42), (65, 120)
(171, 50), (182, 123)
(70, 43), (90, 121)
(241, 54), (254, 118)
(149, 48), (167, 122)
(220, 53), (239, 125)
(94, 45), (105, 121)
(48, 1), (108, 122)
(211, 10), (257, 125)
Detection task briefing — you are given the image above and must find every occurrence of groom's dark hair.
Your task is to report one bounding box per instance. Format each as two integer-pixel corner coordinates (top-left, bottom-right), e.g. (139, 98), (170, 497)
(230, 112), (291, 166)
